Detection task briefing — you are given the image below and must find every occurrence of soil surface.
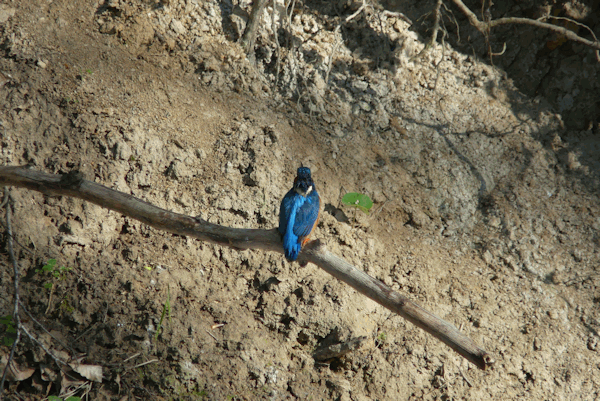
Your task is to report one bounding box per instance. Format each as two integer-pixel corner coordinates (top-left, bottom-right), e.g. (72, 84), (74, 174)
(1, 0), (599, 400)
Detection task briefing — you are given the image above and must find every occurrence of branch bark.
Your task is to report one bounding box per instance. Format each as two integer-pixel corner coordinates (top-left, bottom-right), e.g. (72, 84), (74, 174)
(0, 166), (493, 370)
(451, 0), (600, 60)
(241, 0), (269, 54)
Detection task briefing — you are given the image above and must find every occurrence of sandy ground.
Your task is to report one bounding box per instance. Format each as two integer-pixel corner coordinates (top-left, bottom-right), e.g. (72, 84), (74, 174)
(1, 0), (599, 399)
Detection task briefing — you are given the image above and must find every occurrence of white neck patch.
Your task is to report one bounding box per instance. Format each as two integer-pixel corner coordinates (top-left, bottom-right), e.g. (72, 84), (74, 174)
(295, 185), (313, 196)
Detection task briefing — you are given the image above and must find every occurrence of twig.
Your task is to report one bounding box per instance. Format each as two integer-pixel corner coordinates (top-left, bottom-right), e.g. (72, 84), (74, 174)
(459, 367), (473, 387)
(19, 301), (76, 355)
(429, 0), (444, 48)
(0, 220), (34, 254)
(440, 2), (460, 44)
(131, 359), (158, 370)
(205, 330), (218, 341)
(44, 280), (56, 315)
(0, 189), (72, 398)
(451, 0), (600, 61)
(19, 324), (69, 368)
(410, 0), (444, 62)
(0, 166), (493, 370)
(74, 324), (96, 342)
(122, 352), (141, 364)
(60, 381), (91, 401)
(286, 0), (296, 38)
(324, 39), (343, 88)
(0, 188), (21, 401)
(381, 10), (412, 25)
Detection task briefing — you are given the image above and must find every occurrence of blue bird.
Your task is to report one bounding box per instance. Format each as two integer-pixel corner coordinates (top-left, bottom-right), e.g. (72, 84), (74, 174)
(278, 167), (321, 261)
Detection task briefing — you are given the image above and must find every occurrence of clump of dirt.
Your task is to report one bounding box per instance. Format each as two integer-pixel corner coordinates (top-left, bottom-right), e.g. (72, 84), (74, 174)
(1, 0), (599, 399)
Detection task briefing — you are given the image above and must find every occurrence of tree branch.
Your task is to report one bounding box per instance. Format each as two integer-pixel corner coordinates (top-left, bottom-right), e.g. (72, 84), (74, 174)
(0, 166), (493, 370)
(451, 0), (600, 60)
(241, 0), (269, 54)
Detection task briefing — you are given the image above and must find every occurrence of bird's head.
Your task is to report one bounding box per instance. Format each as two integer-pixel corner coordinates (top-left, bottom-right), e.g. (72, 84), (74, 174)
(293, 167), (315, 197)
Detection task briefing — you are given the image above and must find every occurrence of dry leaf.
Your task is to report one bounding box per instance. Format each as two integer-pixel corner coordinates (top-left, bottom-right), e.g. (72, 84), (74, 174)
(60, 370), (86, 389)
(0, 355), (35, 382)
(69, 363), (103, 382)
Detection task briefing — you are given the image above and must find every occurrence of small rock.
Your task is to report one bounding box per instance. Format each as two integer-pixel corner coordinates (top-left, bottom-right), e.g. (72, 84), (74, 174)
(370, 81), (389, 97)
(489, 216), (501, 228)
(37, 60), (48, 69)
(170, 19), (186, 36)
(114, 141), (132, 161)
(482, 250), (493, 264)
(195, 148), (206, 160)
(351, 80), (369, 93)
(215, 195), (232, 210)
(56, 17), (68, 28)
(230, 6), (248, 39)
(566, 152), (581, 170)
(587, 336), (598, 351)
(178, 360), (199, 380)
(166, 161), (193, 180)
(358, 101), (371, 112)
(0, 5), (16, 23)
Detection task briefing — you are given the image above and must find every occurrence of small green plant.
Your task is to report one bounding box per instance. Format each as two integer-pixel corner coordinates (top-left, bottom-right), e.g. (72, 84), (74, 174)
(0, 315), (17, 347)
(59, 294), (75, 315)
(342, 192), (373, 214)
(154, 287), (171, 340)
(375, 331), (387, 348)
(35, 259), (72, 290)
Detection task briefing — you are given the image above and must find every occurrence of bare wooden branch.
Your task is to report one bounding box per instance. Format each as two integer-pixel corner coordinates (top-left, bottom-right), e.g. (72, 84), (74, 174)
(0, 166), (493, 370)
(241, 0), (269, 54)
(301, 241), (492, 369)
(429, 0), (444, 48)
(451, 0), (600, 61)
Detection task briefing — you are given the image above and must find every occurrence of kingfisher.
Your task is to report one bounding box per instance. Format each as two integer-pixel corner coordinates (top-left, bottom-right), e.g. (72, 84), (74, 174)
(278, 167), (321, 261)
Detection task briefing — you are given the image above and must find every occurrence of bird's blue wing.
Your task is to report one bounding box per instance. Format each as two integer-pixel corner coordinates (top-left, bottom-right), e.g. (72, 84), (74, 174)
(293, 191), (320, 238)
(278, 189), (296, 236)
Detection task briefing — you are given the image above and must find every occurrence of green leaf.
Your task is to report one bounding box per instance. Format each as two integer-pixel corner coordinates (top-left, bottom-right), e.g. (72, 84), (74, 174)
(66, 397), (82, 401)
(44, 282), (53, 290)
(48, 396), (63, 401)
(3, 337), (14, 347)
(43, 259), (57, 271)
(0, 315), (12, 325)
(341, 192), (373, 214)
